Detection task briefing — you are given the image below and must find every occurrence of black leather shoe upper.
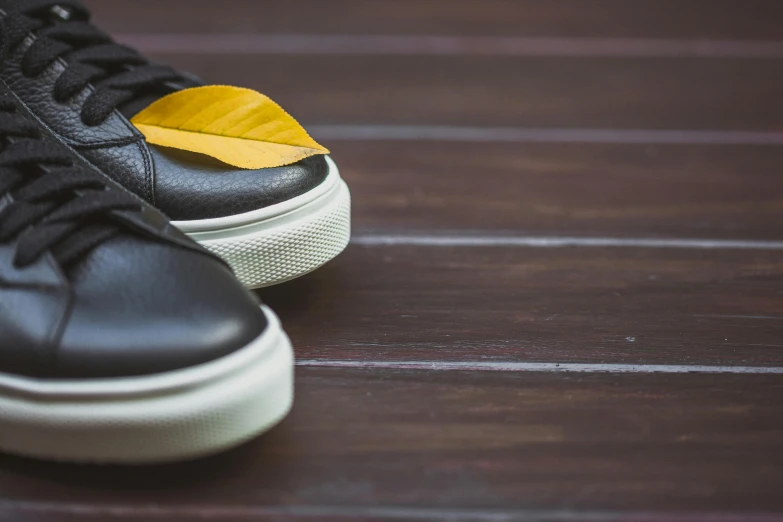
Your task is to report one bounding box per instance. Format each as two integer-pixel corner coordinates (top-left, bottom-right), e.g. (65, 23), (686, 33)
(0, 0), (328, 221)
(0, 87), (267, 379)
(57, 234), (267, 378)
(151, 147), (328, 220)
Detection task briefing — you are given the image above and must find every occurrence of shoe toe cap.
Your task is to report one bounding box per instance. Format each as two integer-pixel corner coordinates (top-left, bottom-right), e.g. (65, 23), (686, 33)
(57, 236), (267, 378)
(150, 145), (330, 220)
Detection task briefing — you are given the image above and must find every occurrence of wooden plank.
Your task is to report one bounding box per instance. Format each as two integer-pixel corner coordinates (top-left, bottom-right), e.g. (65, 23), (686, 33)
(331, 141), (783, 239)
(143, 55), (783, 130)
(86, 0), (783, 40)
(1, 369), (783, 520)
(254, 245), (783, 366)
(10, 4), (780, 522)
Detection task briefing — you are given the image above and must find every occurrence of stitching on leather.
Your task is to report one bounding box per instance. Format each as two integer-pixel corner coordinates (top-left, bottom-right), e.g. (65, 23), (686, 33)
(0, 103), (149, 208)
(55, 128), (142, 147)
(1, 30), (145, 148)
(0, 73), (144, 149)
(137, 140), (155, 204)
(67, 134), (143, 149)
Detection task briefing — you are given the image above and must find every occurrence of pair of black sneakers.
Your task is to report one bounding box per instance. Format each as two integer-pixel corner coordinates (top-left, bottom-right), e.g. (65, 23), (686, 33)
(0, 1), (350, 463)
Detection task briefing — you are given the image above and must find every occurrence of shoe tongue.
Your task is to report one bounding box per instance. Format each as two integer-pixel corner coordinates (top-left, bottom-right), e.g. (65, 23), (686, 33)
(119, 94), (169, 120)
(117, 73), (204, 120)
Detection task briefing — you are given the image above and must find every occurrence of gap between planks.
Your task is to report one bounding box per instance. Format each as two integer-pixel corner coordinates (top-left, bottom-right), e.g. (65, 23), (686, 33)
(351, 235), (783, 250)
(296, 360), (783, 375)
(309, 125), (783, 145)
(116, 33), (783, 59)
(3, 501), (783, 522)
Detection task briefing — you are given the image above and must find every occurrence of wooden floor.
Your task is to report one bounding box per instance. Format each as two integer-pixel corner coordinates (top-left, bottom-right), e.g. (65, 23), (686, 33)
(3, 1), (783, 520)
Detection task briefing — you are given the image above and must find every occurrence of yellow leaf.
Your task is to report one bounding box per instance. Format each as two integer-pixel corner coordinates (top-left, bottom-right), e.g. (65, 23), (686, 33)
(130, 85), (329, 169)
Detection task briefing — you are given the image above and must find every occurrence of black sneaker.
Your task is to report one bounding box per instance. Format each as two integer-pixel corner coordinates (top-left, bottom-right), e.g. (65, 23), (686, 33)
(0, 87), (293, 463)
(0, 0), (351, 289)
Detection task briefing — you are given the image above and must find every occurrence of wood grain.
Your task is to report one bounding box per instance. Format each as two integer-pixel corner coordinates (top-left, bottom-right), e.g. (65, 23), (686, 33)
(1, 368), (783, 520)
(1, 2), (779, 521)
(86, 0), (783, 40)
(142, 55), (783, 130)
(253, 245), (783, 366)
(330, 141), (783, 239)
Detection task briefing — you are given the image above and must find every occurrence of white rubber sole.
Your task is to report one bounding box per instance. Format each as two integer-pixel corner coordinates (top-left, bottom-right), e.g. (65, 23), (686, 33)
(173, 156), (351, 289)
(0, 306), (293, 465)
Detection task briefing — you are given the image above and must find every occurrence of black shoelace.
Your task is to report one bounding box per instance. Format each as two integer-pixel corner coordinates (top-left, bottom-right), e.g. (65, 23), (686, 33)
(0, 97), (141, 267)
(1, 0), (186, 126)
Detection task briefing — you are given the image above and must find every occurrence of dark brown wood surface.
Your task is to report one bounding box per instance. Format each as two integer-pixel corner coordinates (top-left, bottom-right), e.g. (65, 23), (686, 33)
(258, 245), (783, 366)
(3, 1), (783, 521)
(329, 141), (783, 238)
(89, 0), (783, 40)
(2, 369), (783, 521)
(126, 55), (783, 130)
